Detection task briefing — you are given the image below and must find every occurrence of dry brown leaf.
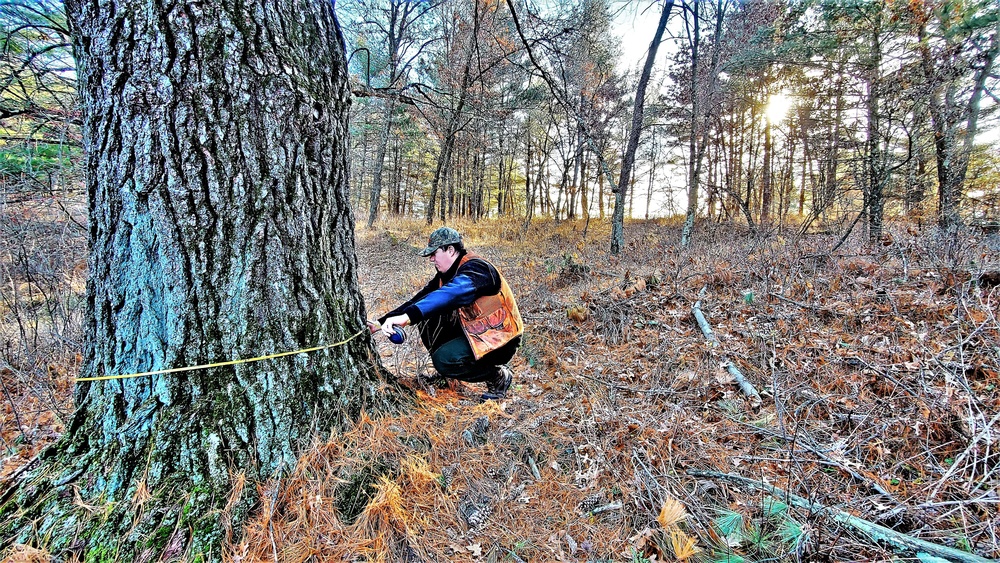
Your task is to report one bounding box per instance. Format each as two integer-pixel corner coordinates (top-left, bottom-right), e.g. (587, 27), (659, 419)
(467, 542), (482, 557)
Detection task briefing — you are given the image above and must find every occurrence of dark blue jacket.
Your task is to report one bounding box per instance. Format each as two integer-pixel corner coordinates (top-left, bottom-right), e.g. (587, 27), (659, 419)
(380, 250), (502, 352)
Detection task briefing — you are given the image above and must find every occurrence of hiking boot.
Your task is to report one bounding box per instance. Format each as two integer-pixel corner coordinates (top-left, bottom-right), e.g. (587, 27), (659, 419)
(481, 365), (513, 401)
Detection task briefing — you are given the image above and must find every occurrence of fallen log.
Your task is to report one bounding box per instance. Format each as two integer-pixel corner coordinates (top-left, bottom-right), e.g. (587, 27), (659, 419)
(686, 469), (995, 563)
(693, 287), (762, 410)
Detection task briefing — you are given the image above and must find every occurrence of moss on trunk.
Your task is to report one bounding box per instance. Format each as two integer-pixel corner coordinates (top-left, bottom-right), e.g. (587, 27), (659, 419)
(0, 0), (411, 559)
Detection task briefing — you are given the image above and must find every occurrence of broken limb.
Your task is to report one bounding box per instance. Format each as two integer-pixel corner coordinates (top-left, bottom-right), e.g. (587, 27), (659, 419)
(686, 469), (995, 563)
(693, 288), (762, 409)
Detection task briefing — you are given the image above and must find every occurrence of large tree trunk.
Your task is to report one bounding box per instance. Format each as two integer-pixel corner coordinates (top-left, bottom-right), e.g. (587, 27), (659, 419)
(0, 0), (409, 559)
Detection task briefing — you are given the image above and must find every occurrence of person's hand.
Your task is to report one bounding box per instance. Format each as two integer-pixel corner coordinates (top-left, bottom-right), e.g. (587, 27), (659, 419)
(366, 320), (381, 334)
(381, 314), (410, 337)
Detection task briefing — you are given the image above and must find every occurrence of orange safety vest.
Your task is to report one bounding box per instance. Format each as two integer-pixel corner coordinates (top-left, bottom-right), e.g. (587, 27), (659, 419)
(443, 253), (524, 360)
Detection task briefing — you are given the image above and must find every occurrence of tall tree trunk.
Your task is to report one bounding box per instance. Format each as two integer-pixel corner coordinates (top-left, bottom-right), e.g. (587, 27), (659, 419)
(681, 1), (703, 244)
(354, 122), (371, 208)
(737, 109), (747, 219)
(426, 4), (479, 225)
(680, 0), (725, 246)
(598, 151), (606, 220)
(628, 175), (636, 218)
(821, 79), (845, 222)
(427, 131), (454, 224)
(706, 140), (716, 220)
(1, 1), (409, 559)
(761, 113), (773, 225)
(920, 12), (1000, 230)
(612, 0), (673, 254)
(391, 136), (403, 214)
(505, 141), (517, 215)
(865, 78), (884, 242)
(779, 133), (796, 226)
(523, 119), (534, 227)
(568, 101), (584, 220)
(645, 134), (657, 220)
(798, 110), (811, 216)
(367, 98), (396, 227)
(362, 0), (426, 227)
(404, 159), (414, 214)
(864, 12), (886, 243)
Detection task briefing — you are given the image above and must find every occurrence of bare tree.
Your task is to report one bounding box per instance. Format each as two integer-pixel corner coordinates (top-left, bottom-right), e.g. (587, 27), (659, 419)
(341, 0), (439, 227)
(610, 0), (673, 253)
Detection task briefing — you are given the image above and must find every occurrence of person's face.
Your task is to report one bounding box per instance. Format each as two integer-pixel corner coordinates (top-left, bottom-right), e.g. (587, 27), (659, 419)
(428, 246), (459, 273)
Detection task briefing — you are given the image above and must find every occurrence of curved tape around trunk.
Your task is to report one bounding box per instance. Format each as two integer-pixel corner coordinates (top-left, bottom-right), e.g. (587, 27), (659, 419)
(74, 329), (367, 382)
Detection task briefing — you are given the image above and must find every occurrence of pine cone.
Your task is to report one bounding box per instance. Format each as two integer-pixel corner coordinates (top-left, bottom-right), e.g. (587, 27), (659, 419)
(578, 492), (607, 514)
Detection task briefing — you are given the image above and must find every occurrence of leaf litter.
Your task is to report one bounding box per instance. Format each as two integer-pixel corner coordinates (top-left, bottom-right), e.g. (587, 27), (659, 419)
(2, 216), (998, 561)
(231, 218), (1000, 562)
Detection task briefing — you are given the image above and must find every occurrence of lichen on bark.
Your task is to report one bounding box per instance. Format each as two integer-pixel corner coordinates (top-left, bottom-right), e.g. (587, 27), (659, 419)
(0, 0), (410, 559)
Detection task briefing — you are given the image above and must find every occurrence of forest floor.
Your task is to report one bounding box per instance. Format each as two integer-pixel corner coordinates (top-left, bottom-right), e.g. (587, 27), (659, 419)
(232, 217), (1000, 562)
(2, 208), (1000, 562)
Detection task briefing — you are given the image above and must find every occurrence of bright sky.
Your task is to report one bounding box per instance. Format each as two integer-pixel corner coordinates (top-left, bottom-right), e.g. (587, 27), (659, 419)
(613, 2), (667, 72)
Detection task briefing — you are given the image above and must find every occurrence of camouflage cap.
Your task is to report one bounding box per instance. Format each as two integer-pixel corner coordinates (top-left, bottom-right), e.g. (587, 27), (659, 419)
(419, 227), (462, 256)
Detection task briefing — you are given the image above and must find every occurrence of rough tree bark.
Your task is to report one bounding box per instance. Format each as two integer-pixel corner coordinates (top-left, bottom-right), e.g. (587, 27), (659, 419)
(0, 0), (409, 559)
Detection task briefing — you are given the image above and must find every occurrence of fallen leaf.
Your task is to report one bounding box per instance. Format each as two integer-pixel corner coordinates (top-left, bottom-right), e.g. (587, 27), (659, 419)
(467, 542), (482, 557)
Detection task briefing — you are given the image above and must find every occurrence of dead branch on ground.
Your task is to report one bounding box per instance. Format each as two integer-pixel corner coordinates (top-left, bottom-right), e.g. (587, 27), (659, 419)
(687, 469), (995, 563)
(692, 287), (762, 410)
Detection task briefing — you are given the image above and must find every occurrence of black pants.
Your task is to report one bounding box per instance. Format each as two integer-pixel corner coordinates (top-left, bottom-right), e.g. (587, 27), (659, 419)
(430, 336), (520, 383)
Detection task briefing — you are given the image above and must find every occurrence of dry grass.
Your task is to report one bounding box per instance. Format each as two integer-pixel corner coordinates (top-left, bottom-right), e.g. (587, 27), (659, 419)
(0, 189), (85, 479)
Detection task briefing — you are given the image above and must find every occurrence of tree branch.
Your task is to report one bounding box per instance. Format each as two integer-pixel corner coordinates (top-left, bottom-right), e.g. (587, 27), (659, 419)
(349, 85), (417, 105)
(686, 469), (996, 563)
(693, 287), (762, 409)
(504, 0), (620, 193)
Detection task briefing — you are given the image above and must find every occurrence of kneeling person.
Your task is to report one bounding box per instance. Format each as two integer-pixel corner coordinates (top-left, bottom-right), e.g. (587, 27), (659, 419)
(374, 227), (522, 401)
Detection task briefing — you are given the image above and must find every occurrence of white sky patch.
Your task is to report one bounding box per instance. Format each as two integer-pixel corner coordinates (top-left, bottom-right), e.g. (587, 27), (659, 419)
(613, 3), (667, 71)
(766, 92), (792, 124)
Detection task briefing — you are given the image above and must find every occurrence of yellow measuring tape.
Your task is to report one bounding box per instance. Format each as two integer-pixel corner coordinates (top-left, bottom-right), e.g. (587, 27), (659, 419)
(75, 328), (367, 382)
